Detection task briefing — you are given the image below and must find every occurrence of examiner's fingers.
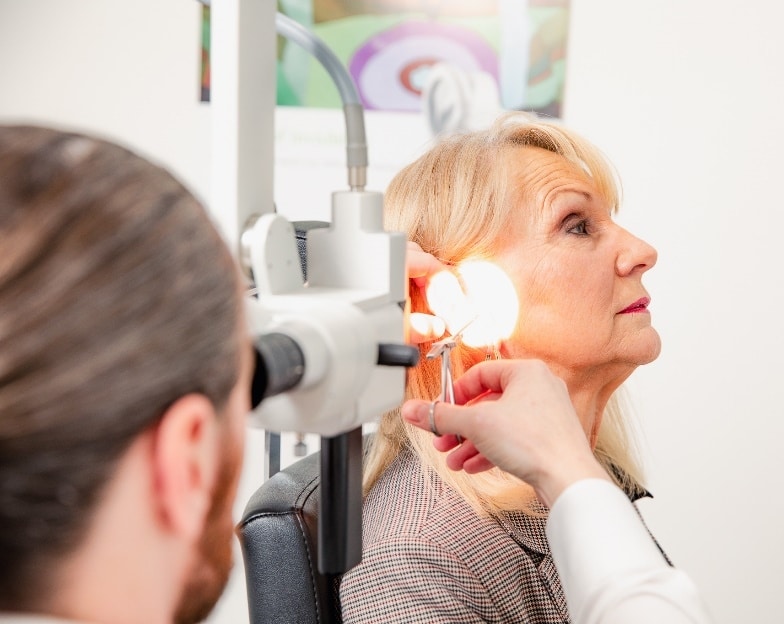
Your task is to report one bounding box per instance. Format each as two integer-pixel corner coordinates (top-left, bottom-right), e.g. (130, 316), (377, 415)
(461, 454), (496, 474)
(444, 439), (479, 471)
(449, 360), (512, 404)
(406, 241), (450, 288)
(432, 433), (462, 452)
(402, 399), (495, 474)
(451, 359), (557, 405)
(409, 312), (446, 344)
(400, 399), (432, 428)
(402, 398), (465, 438)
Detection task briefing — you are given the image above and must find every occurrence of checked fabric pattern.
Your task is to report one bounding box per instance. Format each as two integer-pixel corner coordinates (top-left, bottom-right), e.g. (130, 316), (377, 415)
(340, 448), (664, 623)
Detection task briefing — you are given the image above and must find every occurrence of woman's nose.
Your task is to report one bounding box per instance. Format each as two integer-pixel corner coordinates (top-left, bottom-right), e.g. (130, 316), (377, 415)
(616, 228), (658, 276)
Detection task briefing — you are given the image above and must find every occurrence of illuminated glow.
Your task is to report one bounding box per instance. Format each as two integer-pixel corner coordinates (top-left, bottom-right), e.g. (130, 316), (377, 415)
(426, 271), (476, 335)
(426, 261), (519, 348)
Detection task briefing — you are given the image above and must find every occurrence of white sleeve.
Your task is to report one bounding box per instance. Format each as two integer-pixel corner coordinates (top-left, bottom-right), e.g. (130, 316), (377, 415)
(545, 479), (713, 624)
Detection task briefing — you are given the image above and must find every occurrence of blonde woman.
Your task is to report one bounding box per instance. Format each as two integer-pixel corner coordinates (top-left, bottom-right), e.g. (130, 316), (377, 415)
(339, 112), (667, 623)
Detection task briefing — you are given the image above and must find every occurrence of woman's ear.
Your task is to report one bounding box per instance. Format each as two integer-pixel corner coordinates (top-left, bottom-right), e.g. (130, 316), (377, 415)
(149, 394), (219, 541)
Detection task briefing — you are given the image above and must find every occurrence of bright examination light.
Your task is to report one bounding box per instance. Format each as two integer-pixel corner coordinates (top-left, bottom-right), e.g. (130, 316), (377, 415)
(426, 270), (476, 335)
(426, 261), (519, 348)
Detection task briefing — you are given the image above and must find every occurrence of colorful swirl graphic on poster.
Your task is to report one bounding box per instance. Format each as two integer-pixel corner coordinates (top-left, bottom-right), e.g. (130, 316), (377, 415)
(276, 0), (570, 118)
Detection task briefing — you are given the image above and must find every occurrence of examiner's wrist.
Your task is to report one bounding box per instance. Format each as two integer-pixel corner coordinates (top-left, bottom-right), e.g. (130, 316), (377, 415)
(534, 456), (612, 509)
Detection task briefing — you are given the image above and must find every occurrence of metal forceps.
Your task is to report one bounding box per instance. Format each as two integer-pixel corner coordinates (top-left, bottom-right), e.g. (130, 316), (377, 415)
(426, 334), (458, 405)
(425, 319), (474, 441)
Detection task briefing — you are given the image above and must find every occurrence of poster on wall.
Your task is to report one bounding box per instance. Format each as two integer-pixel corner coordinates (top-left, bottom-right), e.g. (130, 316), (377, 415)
(273, 0), (572, 221)
(277, 0), (571, 127)
(200, 4), (210, 102)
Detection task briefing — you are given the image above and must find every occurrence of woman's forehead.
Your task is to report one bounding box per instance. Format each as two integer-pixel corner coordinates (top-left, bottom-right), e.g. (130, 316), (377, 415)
(507, 146), (591, 190)
(505, 147), (599, 210)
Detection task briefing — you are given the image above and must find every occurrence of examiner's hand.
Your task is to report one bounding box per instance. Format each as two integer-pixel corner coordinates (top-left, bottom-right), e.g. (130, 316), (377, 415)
(406, 241), (447, 343)
(401, 359), (612, 508)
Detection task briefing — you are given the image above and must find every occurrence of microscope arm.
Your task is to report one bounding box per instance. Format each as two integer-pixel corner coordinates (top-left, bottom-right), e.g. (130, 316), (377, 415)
(210, 2), (416, 575)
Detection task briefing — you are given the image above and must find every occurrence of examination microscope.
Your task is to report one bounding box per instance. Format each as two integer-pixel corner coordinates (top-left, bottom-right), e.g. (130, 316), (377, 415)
(209, 2), (418, 575)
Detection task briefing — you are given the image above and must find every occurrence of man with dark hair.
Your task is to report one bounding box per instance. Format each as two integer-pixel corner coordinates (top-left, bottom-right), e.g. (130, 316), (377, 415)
(0, 125), (252, 624)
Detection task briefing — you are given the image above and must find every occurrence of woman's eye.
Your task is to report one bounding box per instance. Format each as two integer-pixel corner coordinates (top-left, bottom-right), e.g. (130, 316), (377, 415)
(566, 219), (588, 235)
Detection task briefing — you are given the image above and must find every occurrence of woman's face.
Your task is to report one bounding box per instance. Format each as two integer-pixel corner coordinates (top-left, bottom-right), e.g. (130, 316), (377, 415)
(493, 147), (661, 385)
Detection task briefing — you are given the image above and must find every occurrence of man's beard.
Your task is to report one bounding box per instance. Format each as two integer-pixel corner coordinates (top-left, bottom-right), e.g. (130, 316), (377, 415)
(173, 440), (241, 624)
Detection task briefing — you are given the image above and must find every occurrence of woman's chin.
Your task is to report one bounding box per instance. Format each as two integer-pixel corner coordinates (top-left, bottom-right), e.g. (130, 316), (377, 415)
(635, 328), (662, 365)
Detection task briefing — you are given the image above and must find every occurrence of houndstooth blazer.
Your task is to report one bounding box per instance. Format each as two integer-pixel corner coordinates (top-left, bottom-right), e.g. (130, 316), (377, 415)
(339, 447), (662, 623)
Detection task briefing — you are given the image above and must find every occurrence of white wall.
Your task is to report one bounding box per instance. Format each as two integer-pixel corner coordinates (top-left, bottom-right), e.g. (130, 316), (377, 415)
(0, 0), (212, 199)
(2, 1), (783, 623)
(565, 3), (784, 621)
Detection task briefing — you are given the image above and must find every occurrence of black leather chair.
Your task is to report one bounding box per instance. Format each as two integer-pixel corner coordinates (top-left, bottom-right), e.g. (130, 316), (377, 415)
(238, 427), (371, 624)
(238, 449), (342, 624)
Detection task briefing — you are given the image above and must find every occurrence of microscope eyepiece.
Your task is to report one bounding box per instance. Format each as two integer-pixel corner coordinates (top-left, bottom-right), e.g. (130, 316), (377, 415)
(251, 332), (306, 408)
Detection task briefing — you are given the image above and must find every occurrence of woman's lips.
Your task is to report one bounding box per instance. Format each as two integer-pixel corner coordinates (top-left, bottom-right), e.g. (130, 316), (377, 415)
(619, 297), (650, 314)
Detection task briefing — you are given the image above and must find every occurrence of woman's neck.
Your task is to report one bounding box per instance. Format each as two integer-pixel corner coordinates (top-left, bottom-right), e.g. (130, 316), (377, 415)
(567, 387), (610, 448)
(552, 364), (633, 448)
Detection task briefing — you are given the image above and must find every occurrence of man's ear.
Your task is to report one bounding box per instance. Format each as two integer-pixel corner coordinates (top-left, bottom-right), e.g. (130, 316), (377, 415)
(150, 394), (219, 541)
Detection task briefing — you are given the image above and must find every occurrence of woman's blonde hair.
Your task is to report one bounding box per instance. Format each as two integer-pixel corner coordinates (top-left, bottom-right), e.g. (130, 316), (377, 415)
(364, 112), (647, 515)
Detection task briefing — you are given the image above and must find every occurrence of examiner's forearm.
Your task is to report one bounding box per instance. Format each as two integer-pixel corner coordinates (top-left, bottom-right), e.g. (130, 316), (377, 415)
(546, 479), (712, 624)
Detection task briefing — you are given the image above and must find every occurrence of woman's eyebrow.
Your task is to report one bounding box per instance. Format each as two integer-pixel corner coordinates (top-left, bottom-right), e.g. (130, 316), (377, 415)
(549, 188), (593, 205)
(541, 188), (594, 217)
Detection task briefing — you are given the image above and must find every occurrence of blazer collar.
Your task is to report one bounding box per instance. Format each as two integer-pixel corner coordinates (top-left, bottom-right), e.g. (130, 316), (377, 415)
(494, 480), (653, 557)
(494, 499), (551, 557)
